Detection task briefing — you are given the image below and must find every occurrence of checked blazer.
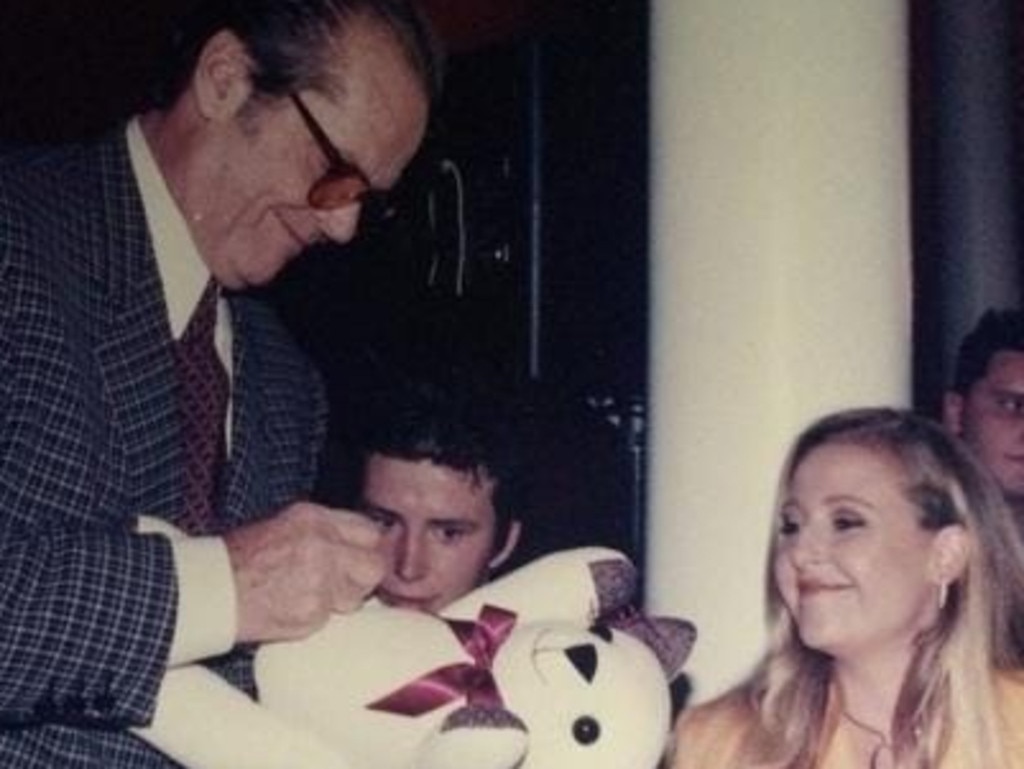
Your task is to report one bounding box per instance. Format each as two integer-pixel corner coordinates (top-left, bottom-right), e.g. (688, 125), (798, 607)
(0, 130), (327, 767)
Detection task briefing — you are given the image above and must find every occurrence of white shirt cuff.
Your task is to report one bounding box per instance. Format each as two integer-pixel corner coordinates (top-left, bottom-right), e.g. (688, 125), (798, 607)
(167, 536), (237, 666)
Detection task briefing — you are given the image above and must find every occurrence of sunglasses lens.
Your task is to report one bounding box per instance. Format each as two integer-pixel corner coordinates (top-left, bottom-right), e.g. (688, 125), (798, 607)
(307, 171), (370, 210)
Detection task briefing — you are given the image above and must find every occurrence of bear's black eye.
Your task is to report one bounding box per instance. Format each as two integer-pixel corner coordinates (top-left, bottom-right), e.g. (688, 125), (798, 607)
(572, 715), (601, 745)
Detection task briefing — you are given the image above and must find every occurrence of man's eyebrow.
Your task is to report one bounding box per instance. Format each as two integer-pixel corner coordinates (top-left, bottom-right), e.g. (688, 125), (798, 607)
(427, 516), (481, 529)
(356, 502), (401, 519)
(988, 386), (1024, 397)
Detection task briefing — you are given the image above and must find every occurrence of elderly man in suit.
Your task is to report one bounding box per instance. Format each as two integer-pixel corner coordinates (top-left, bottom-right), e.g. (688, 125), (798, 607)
(0, 0), (440, 766)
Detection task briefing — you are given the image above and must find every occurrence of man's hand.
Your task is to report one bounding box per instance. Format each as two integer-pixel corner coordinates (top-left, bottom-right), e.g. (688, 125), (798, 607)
(224, 502), (386, 644)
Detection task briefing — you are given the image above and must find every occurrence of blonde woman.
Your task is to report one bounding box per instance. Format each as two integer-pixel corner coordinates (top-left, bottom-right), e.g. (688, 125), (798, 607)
(670, 408), (1024, 768)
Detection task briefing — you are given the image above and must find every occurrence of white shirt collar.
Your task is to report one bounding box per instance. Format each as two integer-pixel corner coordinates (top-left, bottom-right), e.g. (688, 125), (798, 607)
(125, 118), (210, 339)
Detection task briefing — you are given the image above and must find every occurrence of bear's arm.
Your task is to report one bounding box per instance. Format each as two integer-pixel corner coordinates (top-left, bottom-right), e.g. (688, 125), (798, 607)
(132, 656), (350, 769)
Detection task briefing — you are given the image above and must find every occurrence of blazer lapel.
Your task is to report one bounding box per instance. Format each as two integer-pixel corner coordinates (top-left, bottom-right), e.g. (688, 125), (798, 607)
(89, 132), (184, 523)
(220, 293), (325, 528)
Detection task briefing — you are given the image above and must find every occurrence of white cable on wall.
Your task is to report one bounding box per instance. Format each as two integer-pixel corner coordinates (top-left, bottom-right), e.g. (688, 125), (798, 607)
(438, 158), (468, 297)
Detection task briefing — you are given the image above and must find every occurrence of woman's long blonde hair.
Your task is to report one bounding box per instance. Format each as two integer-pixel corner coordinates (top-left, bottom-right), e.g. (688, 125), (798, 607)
(735, 408), (1024, 768)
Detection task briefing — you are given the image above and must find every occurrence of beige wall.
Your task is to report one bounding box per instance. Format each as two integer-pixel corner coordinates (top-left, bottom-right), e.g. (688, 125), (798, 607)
(647, 1), (911, 702)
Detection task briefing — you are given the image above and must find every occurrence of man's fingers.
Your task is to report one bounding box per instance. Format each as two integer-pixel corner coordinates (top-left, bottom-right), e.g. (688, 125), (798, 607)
(226, 503), (389, 643)
(327, 508), (383, 547)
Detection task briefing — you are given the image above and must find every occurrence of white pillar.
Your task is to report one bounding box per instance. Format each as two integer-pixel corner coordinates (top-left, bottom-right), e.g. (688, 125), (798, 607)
(647, 2), (911, 702)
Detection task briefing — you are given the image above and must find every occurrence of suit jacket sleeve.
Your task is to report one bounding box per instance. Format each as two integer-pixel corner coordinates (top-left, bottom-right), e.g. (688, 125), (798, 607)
(0, 152), (180, 728)
(0, 134), (326, 769)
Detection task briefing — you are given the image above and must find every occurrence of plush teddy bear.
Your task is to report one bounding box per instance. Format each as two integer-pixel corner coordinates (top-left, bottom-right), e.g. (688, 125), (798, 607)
(134, 532), (695, 769)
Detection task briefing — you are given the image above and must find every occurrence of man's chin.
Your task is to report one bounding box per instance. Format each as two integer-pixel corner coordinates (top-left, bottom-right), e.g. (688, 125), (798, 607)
(377, 593), (438, 614)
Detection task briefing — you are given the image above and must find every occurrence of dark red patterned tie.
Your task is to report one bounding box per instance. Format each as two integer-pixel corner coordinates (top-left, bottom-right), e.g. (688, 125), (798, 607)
(173, 280), (229, 534)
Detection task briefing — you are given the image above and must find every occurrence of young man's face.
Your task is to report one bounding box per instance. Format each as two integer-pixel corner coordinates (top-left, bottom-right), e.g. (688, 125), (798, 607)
(944, 350), (1024, 506)
(359, 455), (521, 614)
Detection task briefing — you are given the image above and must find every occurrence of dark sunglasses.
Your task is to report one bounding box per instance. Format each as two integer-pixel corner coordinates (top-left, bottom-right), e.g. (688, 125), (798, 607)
(289, 92), (392, 219)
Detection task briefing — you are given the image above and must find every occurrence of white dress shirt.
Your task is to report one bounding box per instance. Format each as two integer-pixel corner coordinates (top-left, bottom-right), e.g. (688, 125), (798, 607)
(127, 119), (237, 667)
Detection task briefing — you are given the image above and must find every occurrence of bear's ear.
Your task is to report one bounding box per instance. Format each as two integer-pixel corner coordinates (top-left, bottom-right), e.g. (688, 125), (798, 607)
(600, 610), (697, 678)
(589, 557), (639, 615)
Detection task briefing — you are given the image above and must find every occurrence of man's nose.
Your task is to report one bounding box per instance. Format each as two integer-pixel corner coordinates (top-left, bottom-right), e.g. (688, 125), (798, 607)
(394, 531), (428, 582)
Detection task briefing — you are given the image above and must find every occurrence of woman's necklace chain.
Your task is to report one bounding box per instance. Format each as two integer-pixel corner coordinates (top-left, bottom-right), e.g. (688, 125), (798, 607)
(841, 710), (892, 769)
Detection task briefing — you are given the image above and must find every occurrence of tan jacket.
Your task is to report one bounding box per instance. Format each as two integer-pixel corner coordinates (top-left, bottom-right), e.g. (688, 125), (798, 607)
(668, 672), (1024, 769)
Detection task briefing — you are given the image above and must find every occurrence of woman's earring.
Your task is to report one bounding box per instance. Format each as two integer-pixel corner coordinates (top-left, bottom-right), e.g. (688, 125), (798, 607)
(937, 581), (949, 611)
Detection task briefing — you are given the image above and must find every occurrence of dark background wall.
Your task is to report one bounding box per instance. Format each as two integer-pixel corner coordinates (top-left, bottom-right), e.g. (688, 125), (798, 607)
(911, 0), (1024, 416)
(267, 3), (652, 566)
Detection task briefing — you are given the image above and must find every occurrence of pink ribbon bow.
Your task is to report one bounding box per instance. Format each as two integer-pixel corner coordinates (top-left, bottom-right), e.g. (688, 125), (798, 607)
(367, 604), (518, 716)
